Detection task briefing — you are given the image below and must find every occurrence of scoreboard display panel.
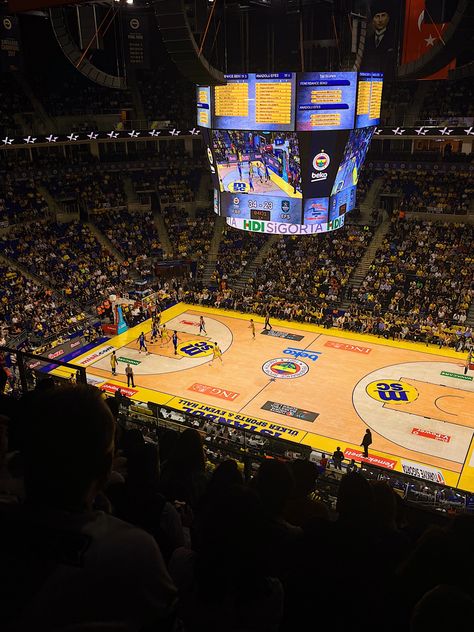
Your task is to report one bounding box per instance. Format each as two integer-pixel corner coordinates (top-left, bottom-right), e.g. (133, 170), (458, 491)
(196, 86), (212, 128)
(296, 72), (358, 131)
(212, 73), (296, 131)
(331, 126), (375, 195)
(356, 72), (383, 128)
(199, 70), (382, 234)
(221, 191), (302, 224)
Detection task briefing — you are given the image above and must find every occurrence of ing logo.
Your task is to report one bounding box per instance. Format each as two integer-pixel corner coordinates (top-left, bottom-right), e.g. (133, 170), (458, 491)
(178, 340), (214, 358)
(366, 380), (418, 404)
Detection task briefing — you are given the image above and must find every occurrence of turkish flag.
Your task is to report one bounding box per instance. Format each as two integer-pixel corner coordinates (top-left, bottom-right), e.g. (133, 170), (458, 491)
(401, 0), (455, 78)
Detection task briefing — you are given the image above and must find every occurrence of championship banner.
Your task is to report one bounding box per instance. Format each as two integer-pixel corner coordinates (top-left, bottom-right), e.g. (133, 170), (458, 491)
(401, 0), (455, 78)
(0, 11), (22, 71)
(123, 13), (150, 69)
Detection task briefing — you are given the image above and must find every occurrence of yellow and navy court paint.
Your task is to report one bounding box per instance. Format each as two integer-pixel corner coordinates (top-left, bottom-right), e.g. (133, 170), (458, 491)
(52, 303), (474, 493)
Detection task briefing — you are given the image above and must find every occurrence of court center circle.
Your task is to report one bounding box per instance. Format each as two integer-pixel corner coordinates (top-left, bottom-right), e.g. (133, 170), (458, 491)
(262, 358), (309, 379)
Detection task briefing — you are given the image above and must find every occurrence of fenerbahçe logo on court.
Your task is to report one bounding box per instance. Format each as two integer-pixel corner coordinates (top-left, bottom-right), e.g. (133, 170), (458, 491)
(366, 380), (418, 404)
(178, 340), (214, 358)
(262, 358), (309, 380)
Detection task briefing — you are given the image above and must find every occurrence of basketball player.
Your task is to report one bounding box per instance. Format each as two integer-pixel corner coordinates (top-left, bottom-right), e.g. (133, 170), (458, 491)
(465, 349), (473, 375)
(237, 161), (243, 180)
(249, 319), (256, 340)
(172, 330), (180, 355)
(264, 162), (270, 182)
(199, 315), (207, 335)
(137, 332), (149, 354)
(210, 342), (223, 365)
(263, 311), (272, 331)
(257, 162), (263, 183)
(160, 324), (171, 347)
(249, 172), (254, 192)
(110, 350), (117, 376)
(150, 321), (159, 343)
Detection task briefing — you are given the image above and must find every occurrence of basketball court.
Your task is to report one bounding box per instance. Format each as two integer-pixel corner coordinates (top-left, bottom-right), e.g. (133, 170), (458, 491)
(64, 303), (474, 492)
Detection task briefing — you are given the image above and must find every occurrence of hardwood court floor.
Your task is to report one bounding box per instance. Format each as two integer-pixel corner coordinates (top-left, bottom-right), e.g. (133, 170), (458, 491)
(75, 303), (474, 492)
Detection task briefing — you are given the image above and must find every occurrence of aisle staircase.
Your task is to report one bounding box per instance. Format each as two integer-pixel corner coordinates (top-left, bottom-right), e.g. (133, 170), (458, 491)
(124, 176), (139, 206)
(12, 71), (56, 134)
(233, 235), (278, 292)
(200, 216), (226, 286)
(340, 219), (391, 310)
(195, 172), (212, 208)
(86, 221), (125, 264)
(0, 251), (88, 318)
(153, 211), (174, 258)
(357, 176), (384, 223)
(127, 69), (146, 122)
(466, 301), (474, 328)
(404, 81), (430, 125)
(37, 185), (63, 220)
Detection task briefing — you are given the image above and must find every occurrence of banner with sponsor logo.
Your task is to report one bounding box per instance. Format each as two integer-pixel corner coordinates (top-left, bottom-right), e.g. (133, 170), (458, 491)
(261, 330), (304, 341)
(167, 396), (308, 442)
(26, 335), (88, 370)
(325, 340), (372, 354)
(78, 344), (115, 366)
(401, 458), (446, 484)
(188, 383), (240, 401)
(261, 400), (319, 422)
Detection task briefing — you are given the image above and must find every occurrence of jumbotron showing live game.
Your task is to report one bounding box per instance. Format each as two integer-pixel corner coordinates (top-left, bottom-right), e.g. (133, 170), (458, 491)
(198, 71), (383, 234)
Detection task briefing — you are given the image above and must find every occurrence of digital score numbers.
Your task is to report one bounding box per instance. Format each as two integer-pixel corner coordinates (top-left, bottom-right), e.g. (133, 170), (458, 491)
(212, 73), (296, 131)
(356, 72), (383, 127)
(198, 72), (383, 132)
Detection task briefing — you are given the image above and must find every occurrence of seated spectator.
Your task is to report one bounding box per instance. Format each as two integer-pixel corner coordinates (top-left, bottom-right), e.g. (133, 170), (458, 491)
(0, 385), (177, 631)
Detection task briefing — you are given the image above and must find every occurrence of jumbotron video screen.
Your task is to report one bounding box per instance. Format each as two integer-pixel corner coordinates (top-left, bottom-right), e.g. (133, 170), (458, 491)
(199, 71), (382, 234)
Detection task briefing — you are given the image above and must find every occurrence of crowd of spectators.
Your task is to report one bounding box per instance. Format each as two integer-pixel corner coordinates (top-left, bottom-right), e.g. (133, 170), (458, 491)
(418, 77), (474, 123)
(211, 227), (268, 289)
(162, 206), (213, 275)
(351, 218), (473, 337)
(0, 263), (87, 342)
(379, 80), (417, 125)
(157, 161), (202, 206)
(1, 221), (125, 304)
(1, 384), (473, 631)
(0, 175), (48, 226)
(30, 70), (133, 117)
(250, 225), (373, 312)
(92, 209), (163, 262)
(46, 169), (127, 211)
(379, 167), (473, 214)
(0, 74), (30, 138)
(137, 67), (195, 128)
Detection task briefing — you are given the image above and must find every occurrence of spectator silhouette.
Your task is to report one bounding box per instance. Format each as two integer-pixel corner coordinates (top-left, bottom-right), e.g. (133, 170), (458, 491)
(284, 459), (329, 529)
(159, 428), (208, 508)
(0, 385), (176, 631)
(107, 442), (184, 562)
(170, 484), (283, 632)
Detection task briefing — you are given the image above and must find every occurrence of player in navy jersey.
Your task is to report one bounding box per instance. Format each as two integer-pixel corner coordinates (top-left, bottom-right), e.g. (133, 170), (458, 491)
(137, 332), (149, 354)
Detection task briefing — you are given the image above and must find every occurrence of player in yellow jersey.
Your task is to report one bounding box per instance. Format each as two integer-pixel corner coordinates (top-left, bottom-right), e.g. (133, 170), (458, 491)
(249, 319), (255, 340)
(210, 341), (223, 365)
(160, 324), (171, 347)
